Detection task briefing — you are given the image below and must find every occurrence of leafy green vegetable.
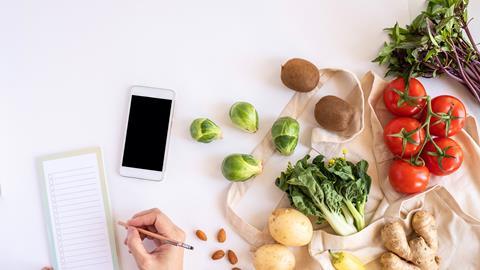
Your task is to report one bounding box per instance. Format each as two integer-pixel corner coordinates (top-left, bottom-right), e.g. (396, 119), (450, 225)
(275, 154), (371, 235)
(229, 102), (259, 133)
(374, 0), (480, 102)
(221, 153), (262, 181)
(190, 118), (222, 143)
(271, 117), (300, 156)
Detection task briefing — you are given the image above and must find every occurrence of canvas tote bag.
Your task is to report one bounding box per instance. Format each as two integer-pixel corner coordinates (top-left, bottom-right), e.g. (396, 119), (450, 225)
(225, 68), (380, 269)
(309, 185), (480, 270)
(225, 68), (480, 269)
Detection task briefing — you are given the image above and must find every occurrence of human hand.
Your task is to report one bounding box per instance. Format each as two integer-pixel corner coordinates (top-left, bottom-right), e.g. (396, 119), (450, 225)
(124, 208), (185, 270)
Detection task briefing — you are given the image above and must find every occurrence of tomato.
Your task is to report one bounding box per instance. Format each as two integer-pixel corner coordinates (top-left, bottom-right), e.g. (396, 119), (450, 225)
(427, 95), (466, 137)
(389, 159), (430, 194)
(421, 137), (463, 175)
(383, 117), (425, 157)
(383, 77), (427, 116)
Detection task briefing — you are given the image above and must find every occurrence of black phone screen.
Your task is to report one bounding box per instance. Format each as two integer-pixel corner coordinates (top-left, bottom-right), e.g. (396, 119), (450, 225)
(122, 95), (172, 171)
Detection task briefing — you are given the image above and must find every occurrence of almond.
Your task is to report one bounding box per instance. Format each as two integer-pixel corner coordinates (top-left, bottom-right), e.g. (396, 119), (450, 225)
(211, 250), (225, 260)
(217, 228), (226, 243)
(195, 230), (207, 241)
(227, 249), (238, 265)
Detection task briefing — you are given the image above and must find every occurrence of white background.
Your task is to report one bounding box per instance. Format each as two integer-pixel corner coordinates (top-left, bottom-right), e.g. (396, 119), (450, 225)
(1, 0), (479, 269)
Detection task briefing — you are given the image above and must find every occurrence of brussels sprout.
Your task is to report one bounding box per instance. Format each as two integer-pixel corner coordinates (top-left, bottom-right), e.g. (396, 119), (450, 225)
(221, 154), (263, 181)
(190, 118), (222, 143)
(271, 117), (300, 155)
(229, 102), (259, 133)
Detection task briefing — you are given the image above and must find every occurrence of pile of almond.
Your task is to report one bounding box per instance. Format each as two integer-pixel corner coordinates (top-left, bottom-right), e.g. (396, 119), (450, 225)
(195, 228), (240, 269)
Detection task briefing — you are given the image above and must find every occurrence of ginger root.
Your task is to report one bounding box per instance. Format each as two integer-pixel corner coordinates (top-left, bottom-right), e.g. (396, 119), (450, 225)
(380, 210), (440, 270)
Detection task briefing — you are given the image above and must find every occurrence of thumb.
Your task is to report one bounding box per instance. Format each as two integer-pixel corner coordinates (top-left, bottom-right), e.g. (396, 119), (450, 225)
(126, 227), (149, 261)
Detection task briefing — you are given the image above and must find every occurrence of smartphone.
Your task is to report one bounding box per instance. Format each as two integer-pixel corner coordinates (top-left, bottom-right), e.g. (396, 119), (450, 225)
(120, 86), (175, 181)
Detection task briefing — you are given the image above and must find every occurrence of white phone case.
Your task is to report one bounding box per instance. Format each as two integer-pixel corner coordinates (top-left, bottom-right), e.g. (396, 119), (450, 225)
(119, 85), (175, 181)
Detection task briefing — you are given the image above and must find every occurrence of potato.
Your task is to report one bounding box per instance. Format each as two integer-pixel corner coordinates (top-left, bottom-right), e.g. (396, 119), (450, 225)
(281, 58), (320, 92)
(268, 208), (313, 246)
(314, 95), (354, 132)
(253, 244), (295, 270)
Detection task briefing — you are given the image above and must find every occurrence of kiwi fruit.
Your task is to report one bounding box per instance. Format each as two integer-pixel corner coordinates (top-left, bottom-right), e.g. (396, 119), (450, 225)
(314, 95), (354, 132)
(281, 58), (320, 92)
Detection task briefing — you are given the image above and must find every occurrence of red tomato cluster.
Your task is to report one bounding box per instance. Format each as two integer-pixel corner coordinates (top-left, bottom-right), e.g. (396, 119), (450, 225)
(383, 77), (466, 194)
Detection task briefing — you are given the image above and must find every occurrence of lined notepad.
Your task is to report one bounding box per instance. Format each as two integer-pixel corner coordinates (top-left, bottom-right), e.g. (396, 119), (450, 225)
(39, 148), (119, 270)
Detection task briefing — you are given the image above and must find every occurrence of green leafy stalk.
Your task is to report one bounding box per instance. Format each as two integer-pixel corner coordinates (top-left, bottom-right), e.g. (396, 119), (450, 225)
(374, 0), (480, 102)
(330, 158), (371, 231)
(275, 154), (372, 235)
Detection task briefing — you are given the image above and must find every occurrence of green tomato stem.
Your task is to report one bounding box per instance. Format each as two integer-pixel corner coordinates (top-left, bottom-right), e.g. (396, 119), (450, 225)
(414, 96), (442, 164)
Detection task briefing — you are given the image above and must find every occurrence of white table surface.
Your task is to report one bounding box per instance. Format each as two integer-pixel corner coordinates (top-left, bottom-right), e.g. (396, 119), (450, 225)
(1, 1), (479, 269)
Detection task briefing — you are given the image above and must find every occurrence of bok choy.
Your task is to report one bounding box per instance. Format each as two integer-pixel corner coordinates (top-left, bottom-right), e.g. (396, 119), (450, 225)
(275, 154), (371, 236)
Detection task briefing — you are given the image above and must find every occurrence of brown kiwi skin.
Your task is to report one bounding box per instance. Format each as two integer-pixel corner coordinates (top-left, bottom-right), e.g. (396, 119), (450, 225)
(281, 58), (320, 92)
(314, 95), (354, 132)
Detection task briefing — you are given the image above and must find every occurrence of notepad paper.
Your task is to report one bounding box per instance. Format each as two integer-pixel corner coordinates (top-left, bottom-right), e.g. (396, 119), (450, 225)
(39, 148), (119, 270)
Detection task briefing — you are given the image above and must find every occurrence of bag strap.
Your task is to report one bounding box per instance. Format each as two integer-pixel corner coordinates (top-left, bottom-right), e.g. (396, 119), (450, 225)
(465, 115), (480, 145)
(433, 186), (480, 225)
(225, 68), (365, 246)
(383, 185), (480, 226)
(383, 186), (440, 221)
